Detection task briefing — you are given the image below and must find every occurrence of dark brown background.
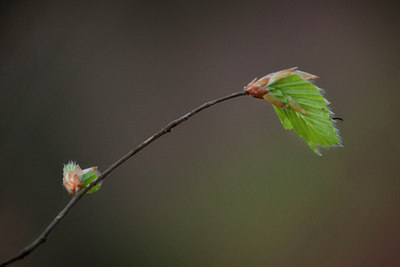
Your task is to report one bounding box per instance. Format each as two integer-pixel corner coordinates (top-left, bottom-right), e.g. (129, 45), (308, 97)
(1, 0), (399, 266)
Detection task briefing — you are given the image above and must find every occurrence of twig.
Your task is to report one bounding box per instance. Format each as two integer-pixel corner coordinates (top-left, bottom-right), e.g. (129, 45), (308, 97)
(0, 90), (249, 266)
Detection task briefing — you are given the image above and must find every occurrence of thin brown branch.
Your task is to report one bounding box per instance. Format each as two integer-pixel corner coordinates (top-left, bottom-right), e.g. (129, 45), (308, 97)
(0, 90), (249, 266)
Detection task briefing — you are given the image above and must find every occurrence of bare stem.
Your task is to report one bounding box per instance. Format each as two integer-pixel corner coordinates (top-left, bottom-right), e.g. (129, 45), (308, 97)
(0, 90), (249, 266)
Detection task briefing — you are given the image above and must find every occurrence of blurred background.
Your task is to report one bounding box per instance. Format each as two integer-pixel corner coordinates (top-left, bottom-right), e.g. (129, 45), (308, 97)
(1, 0), (399, 266)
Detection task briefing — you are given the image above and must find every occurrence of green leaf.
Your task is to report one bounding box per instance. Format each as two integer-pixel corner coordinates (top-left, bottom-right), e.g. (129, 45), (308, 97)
(80, 169), (101, 193)
(267, 73), (341, 155)
(87, 183), (101, 193)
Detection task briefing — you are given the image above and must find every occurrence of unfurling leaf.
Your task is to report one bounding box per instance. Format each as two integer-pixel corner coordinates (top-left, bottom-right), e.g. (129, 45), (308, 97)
(245, 67), (341, 155)
(63, 161), (101, 194)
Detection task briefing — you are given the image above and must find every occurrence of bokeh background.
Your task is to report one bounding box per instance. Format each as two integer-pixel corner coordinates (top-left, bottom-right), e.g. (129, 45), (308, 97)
(1, 0), (399, 266)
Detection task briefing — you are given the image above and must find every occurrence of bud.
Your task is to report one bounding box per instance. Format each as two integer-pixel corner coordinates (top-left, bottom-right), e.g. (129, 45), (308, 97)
(63, 161), (101, 195)
(244, 67), (318, 99)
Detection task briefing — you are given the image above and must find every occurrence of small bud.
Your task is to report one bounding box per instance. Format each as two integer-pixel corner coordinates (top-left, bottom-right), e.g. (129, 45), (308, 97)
(63, 162), (83, 194)
(63, 161), (101, 195)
